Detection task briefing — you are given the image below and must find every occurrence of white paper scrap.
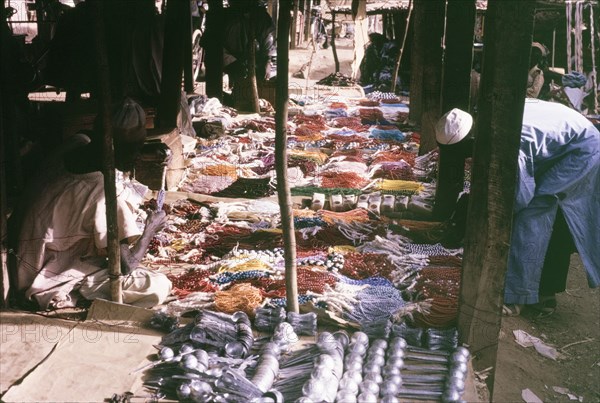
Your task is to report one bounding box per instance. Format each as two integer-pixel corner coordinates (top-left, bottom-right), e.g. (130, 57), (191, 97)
(522, 388), (544, 403)
(513, 330), (564, 360)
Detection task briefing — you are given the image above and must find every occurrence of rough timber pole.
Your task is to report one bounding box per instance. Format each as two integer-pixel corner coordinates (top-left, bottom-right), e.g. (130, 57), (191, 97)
(458, 0), (536, 397)
(276, 0), (299, 314)
(92, 0), (121, 303)
(158, 0), (187, 128)
(434, 0), (476, 220)
(417, 0), (445, 155)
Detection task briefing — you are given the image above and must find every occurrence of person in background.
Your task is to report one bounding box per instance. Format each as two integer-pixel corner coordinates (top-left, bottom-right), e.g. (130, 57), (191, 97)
(526, 42), (549, 98)
(203, 0), (276, 110)
(14, 98), (172, 310)
(359, 32), (401, 92)
(435, 101), (599, 318)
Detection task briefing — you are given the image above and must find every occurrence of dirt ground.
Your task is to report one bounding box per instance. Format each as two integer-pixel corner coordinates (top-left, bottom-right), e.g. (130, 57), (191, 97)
(288, 37), (600, 402)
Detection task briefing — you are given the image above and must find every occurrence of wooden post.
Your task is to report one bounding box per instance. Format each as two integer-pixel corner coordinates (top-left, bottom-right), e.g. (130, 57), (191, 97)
(304, 0), (313, 42)
(408, 0), (425, 124)
(183, 0), (194, 93)
(246, 20), (261, 114)
(391, 1), (413, 94)
(290, 0), (299, 49)
(331, 11), (340, 73)
(0, 91), (7, 307)
(434, 0), (476, 220)
(92, 0), (122, 304)
(458, 0), (536, 397)
(205, 0), (224, 100)
(157, 0), (188, 128)
(417, 0), (445, 155)
(276, 0), (299, 314)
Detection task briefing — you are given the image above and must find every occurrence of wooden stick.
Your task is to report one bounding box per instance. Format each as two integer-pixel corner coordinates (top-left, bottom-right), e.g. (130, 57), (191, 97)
(0, 89), (8, 308)
(391, 0), (413, 94)
(331, 11), (340, 73)
(560, 337), (595, 351)
(246, 19), (260, 114)
(92, 0), (122, 304)
(276, 0), (299, 314)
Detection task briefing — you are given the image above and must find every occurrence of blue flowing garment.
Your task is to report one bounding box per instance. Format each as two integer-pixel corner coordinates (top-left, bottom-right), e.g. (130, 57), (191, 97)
(504, 100), (600, 304)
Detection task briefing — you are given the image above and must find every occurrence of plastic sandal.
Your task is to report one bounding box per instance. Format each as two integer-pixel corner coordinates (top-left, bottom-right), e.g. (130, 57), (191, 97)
(528, 297), (557, 318)
(502, 304), (522, 317)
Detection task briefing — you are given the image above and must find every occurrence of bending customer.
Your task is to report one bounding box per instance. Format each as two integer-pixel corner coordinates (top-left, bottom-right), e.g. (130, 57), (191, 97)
(435, 101), (599, 317)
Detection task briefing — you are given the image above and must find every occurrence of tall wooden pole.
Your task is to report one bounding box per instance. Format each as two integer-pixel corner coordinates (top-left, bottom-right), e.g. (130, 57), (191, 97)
(434, 0), (476, 221)
(0, 88), (7, 307)
(92, 0), (122, 304)
(304, 0), (312, 42)
(291, 0), (299, 49)
(391, 1), (413, 94)
(205, 0), (224, 100)
(331, 11), (340, 73)
(276, 0), (299, 314)
(246, 20), (261, 114)
(458, 0), (536, 397)
(417, 0), (445, 155)
(158, 0), (188, 128)
(408, 0), (425, 124)
(183, 0), (194, 93)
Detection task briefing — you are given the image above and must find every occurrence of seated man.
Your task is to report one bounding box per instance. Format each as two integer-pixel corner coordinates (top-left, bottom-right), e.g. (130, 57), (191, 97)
(15, 98), (172, 310)
(359, 32), (401, 92)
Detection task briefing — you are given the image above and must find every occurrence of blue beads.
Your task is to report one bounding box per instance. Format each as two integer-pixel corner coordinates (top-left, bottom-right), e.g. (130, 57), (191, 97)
(212, 270), (270, 285)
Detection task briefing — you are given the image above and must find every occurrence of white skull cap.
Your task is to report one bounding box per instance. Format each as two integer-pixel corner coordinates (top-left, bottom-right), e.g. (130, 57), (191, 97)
(435, 108), (473, 145)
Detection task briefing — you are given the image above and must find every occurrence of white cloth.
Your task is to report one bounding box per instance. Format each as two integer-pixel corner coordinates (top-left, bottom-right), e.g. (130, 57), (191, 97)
(17, 170), (171, 309)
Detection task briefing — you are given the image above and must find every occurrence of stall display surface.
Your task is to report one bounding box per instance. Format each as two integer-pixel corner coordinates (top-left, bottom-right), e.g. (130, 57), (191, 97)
(1, 92), (482, 402)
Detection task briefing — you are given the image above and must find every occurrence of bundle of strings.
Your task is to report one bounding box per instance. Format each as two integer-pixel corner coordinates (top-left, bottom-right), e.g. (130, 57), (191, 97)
(369, 162), (416, 181)
(176, 219), (211, 234)
(319, 171), (369, 189)
(318, 208), (371, 225)
(212, 177), (274, 199)
(343, 284), (407, 330)
(168, 267), (219, 297)
(198, 164), (241, 178)
(412, 266), (461, 328)
(291, 186), (362, 197)
(329, 101), (348, 109)
(244, 266), (337, 297)
(331, 117), (370, 132)
(289, 149), (329, 165)
(371, 149), (416, 166)
(202, 224), (255, 256)
(294, 113), (328, 128)
(330, 148), (368, 163)
(338, 252), (396, 280)
(359, 108), (385, 123)
(251, 153), (275, 175)
(372, 179), (424, 195)
(295, 226), (354, 249)
(214, 283), (264, 316)
(428, 255), (462, 268)
(358, 99), (380, 107)
(389, 219), (449, 244)
(293, 125), (325, 141)
(288, 157), (319, 176)
(179, 173), (236, 195)
(326, 133), (370, 144)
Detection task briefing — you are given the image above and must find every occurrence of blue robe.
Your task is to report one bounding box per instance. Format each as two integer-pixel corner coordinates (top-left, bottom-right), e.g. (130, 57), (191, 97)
(504, 99), (600, 304)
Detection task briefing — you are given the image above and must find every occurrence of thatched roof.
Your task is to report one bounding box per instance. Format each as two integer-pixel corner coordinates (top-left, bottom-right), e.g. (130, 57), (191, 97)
(327, 0), (489, 14)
